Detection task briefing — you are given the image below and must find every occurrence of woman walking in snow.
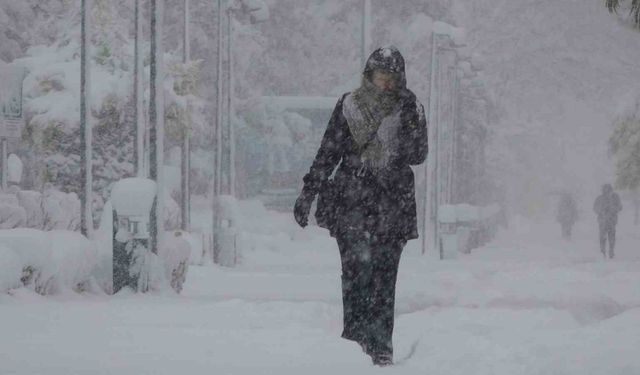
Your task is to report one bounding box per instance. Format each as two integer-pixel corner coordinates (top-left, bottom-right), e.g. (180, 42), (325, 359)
(293, 46), (428, 366)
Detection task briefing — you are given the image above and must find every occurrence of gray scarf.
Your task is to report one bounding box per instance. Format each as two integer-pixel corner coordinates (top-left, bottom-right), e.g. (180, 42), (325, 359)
(343, 77), (402, 173)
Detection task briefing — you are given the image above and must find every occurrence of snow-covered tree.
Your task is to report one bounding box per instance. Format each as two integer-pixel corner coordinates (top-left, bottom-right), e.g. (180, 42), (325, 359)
(610, 93), (640, 191)
(606, 0), (640, 26)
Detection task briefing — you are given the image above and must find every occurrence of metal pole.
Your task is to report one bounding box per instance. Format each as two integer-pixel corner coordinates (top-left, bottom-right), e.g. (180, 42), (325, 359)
(134, 0), (144, 177)
(434, 43), (441, 253)
(183, 0), (190, 62)
(361, 0), (371, 68)
(181, 0), (191, 231)
(216, 0), (223, 198)
(450, 66), (460, 204)
(1, 138), (7, 190)
(423, 31), (438, 255)
(80, 0), (93, 238)
(150, 0), (165, 254)
(445, 64), (455, 204)
(228, 10), (236, 197)
(226, 7), (232, 196)
(212, 0), (224, 261)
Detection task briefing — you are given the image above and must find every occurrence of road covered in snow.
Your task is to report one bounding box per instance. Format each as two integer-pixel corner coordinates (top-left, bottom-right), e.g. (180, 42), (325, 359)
(1, 207), (639, 375)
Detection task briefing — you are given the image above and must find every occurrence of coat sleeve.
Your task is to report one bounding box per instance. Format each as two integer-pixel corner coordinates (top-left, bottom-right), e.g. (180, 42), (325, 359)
(397, 99), (428, 166)
(300, 95), (348, 197)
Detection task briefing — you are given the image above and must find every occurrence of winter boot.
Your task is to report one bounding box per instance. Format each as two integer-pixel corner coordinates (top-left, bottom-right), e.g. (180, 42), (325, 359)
(372, 352), (393, 367)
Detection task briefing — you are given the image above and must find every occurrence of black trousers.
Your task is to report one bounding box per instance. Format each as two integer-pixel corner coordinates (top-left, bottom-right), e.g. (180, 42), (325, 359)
(336, 232), (404, 358)
(599, 222), (616, 257)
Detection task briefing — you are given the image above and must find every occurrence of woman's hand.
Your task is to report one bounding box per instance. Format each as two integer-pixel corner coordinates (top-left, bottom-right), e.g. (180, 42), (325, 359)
(294, 192), (314, 228)
(399, 89), (418, 127)
(399, 89), (416, 109)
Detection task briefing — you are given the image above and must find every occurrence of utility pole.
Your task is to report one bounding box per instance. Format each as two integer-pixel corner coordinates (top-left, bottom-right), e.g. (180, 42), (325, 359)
(80, 0), (93, 238)
(149, 0), (165, 254)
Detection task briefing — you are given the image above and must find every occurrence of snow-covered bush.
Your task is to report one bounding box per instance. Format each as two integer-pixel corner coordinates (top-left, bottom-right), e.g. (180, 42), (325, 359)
(0, 186), (80, 231)
(0, 229), (98, 294)
(42, 185), (80, 231)
(160, 231), (191, 293)
(164, 192), (181, 231)
(0, 244), (23, 292)
(45, 231), (100, 293)
(16, 190), (44, 228)
(0, 193), (27, 229)
(93, 200), (115, 294)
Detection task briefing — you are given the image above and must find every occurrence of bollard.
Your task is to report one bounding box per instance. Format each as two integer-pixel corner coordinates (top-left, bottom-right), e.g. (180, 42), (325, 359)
(213, 195), (239, 267)
(437, 205), (458, 259)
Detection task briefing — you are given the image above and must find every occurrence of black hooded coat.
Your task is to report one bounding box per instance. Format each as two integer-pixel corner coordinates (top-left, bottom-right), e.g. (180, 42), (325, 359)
(299, 48), (428, 242)
(295, 47), (428, 364)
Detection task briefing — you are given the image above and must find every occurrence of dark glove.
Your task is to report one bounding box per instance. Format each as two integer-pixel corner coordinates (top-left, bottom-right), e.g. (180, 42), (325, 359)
(399, 89), (418, 126)
(399, 89), (417, 111)
(293, 192), (314, 228)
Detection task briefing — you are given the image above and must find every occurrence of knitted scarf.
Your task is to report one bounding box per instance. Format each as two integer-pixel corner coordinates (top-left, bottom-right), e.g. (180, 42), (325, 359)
(343, 77), (402, 173)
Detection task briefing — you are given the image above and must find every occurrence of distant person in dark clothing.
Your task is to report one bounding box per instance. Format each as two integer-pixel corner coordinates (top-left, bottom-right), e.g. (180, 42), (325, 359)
(556, 193), (578, 239)
(593, 184), (622, 258)
(293, 46), (428, 366)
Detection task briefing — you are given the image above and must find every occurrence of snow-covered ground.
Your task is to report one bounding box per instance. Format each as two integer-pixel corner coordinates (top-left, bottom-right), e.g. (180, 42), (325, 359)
(1, 204), (639, 375)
